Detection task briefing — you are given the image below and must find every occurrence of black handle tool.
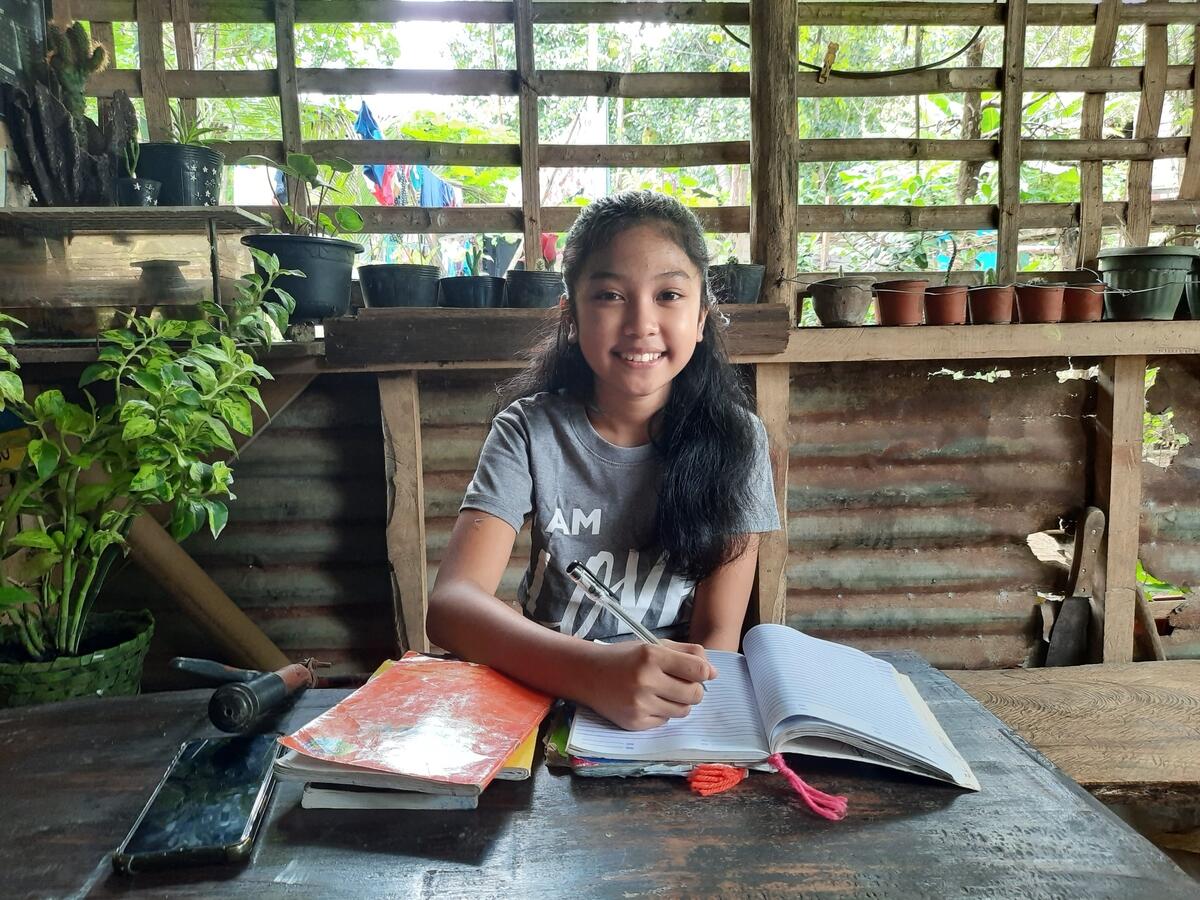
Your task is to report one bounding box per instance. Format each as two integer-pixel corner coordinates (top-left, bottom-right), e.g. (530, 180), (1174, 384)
(170, 657), (322, 733)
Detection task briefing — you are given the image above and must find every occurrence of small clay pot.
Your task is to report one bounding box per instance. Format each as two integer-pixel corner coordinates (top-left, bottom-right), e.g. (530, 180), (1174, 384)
(968, 285), (1014, 324)
(924, 285), (968, 325)
(874, 279), (927, 326)
(810, 276), (875, 327)
(1016, 284), (1065, 324)
(1062, 283), (1105, 323)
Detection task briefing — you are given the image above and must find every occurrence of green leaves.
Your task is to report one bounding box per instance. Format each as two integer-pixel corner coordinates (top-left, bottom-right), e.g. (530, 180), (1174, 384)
(27, 439), (60, 481)
(218, 396), (254, 435)
(10, 530), (57, 550)
(122, 415), (157, 441)
(0, 585), (38, 610)
(0, 371), (24, 406)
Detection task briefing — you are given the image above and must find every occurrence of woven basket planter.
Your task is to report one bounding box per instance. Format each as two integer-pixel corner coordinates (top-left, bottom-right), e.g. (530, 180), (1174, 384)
(0, 609), (155, 708)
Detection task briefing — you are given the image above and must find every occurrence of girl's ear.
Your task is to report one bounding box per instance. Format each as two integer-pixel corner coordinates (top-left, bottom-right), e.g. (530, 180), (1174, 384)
(696, 306), (709, 342)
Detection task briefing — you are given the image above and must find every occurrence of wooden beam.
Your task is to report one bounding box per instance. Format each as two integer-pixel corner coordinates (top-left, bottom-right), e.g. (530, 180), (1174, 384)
(1095, 355), (1145, 663)
(1126, 26), (1169, 245)
(136, 0), (171, 140)
(170, 0), (197, 123)
(997, 0), (1027, 283)
(378, 373), (430, 653)
(1078, 0), (1123, 270)
(750, 0), (797, 316)
(274, 0), (303, 158)
(514, 0), (541, 270)
(1181, 25), (1200, 201)
(753, 363), (790, 626)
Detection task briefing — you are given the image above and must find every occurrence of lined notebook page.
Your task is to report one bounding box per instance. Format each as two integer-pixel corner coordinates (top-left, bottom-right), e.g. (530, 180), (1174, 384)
(743, 625), (954, 771)
(567, 650), (770, 762)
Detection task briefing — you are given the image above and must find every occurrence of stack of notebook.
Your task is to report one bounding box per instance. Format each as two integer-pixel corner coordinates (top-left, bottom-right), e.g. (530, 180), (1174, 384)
(275, 655), (552, 810)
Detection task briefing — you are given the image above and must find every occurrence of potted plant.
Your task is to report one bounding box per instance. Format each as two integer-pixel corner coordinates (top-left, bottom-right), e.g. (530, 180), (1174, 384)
(239, 152), (366, 323)
(507, 257), (565, 310)
(0, 250), (298, 707)
(874, 276), (927, 327)
(708, 256), (766, 304)
(1097, 244), (1198, 321)
(136, 103), (225, 206)
(924, 238), (967, 326)
(115, 139), (160, 207)
(358, 245), (440, 309)
(1062, 277), (1106, 323)
(968, 268), (1014, 325)
(809, 275), (875, 327)
(439, 239), (505, 308)
(1015, 278), (1065, 324)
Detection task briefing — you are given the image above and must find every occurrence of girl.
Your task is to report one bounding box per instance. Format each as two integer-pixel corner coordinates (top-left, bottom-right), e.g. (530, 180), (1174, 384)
(427, 191), (780, 731)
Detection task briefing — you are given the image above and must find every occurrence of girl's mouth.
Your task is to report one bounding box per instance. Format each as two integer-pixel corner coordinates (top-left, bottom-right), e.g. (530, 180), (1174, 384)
(616, 351), (665, 367)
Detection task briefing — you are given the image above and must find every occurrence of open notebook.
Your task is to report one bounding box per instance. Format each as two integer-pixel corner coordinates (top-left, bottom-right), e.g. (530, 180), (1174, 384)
(568, 624), (979, 790)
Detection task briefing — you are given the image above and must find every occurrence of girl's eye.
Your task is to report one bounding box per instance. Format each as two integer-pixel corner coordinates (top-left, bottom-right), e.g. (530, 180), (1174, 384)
(659, 291), (683, 303)
(595, 291), (623, 302)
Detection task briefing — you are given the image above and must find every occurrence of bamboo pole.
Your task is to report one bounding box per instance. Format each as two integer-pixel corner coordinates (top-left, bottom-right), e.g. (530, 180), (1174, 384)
(997, 0), (1027, 282)
(1078, 0), (1122, 269)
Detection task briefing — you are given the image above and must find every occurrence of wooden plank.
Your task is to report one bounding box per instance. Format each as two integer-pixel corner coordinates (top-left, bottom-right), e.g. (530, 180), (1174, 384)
(753, 363), (790, 626)
(78, 0), (1200, 26)
(997, 0), (1026, 283)
(1126, 26), (1169, 245)
(1078, 0), (1122, 270)
(1094, 354), (1145, 663)
(274, 0), (304, 161)
(136, 0), (171, 140)
(327, 304), (789, 366)
(170, 0), (197, 123)
(90, 21), (116, 124)
(1181, 25), (1200, 201)
(86, 64), (1197, 101)
(513, 0), (541, 269)
(950, 660), (1200, 803)
(378, 373), (429, 653)
(750, 0), (797, 315)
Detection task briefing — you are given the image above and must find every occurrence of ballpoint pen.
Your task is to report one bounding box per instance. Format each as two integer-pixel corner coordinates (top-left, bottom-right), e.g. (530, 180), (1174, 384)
(565, 559), (708, 691)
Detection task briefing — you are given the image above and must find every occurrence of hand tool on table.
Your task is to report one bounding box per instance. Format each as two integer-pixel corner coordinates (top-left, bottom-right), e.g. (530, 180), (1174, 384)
(170, 656), (328, 733)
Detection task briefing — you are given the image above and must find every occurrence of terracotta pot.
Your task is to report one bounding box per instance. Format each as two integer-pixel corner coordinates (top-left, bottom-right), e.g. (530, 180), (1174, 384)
(1016, 284), (1065, 324)
(874, 279), (927, 326)
(810, 276), (875, 327)
(924, 285), (968, 325)
(1062, 283), (1105, 323)
(968, 285), (1014, 324)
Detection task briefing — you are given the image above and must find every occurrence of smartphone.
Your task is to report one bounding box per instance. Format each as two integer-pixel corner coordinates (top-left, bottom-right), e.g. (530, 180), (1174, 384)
(112, 732), (279, 874)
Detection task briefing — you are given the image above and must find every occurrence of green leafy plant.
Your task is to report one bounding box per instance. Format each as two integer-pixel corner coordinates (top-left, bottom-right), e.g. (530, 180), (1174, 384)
(44, 22), (108, 119)
(982, 267), (998, 286)
(238, 152), (365, 239)
(463, 239), (491, 276)
(171, 102), (225, 146)
(122, 139), (139, 179)
(0, 250), (301, 662)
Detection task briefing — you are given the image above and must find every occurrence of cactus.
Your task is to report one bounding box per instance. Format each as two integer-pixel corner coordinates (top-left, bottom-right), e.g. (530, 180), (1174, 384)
(45, 22), (108, 119)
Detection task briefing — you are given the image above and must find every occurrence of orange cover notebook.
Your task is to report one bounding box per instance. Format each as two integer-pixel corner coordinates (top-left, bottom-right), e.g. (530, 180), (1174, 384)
(278, 657), (551, 796)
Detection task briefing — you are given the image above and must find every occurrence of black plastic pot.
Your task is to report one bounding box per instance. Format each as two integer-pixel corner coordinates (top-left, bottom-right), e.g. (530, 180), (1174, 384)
(1097, 246), (1197, 321)
(241, 233), (363, 323)
(708, 263), (765, 304)
(136, 143), (224, 206)
(116, 177), (161, 207)
(438, 275), (506, 308)
(505, 270), (564, 308)
(358, 264), (440, 308)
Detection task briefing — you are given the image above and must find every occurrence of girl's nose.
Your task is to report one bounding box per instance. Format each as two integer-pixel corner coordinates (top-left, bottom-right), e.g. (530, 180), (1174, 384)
(623, 295), (659, 335)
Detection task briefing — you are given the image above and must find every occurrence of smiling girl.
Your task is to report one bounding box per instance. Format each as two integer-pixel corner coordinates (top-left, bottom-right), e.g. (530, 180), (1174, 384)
(426, 191), (780, 730)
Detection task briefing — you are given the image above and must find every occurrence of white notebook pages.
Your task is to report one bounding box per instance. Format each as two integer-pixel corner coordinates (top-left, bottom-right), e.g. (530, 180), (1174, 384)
(567, 624), (979, 790)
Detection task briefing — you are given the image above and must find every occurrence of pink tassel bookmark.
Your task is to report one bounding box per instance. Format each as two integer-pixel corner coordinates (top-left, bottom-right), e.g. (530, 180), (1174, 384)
(768, 753), (848, 820)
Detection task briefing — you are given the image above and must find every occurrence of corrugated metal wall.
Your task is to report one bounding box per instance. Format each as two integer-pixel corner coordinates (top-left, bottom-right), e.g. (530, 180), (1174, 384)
(104, 374), (394, 685)
(1142, 357), (1200, 660)
(782, 360), (1091, 669)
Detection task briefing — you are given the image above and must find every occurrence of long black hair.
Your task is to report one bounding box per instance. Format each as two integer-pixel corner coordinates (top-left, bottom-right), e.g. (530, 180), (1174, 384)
(498, 191), (762, 583)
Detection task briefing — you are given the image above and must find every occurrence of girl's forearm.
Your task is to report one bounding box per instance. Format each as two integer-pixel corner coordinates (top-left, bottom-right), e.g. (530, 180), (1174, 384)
(427, 579), (601, 703)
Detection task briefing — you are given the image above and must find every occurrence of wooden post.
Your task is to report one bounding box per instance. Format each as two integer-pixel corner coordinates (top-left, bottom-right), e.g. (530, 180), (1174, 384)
(750, 0), (798, 318)
(1095, 355), (1145, 663)
(136, 0), (171, 141)
(1180, 25), (1200, 202)
(170, 0), (197, 124)
(90, 22), (116, 125)
(997, 0), (1027, 282)
(514, 0), (542, 268)
(1126, 26), (1168, 245)
(1077, 0), (1122, 270)
(754, 363), (790, 626)
(273, 0), (305, 212)
(379, 373), (430, 653)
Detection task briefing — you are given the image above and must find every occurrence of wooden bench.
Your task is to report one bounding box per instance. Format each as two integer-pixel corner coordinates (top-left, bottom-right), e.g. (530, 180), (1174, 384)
(950, 661), (1200, 807)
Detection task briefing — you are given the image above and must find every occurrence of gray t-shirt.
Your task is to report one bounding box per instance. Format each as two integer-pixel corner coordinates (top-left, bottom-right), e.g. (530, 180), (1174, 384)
(460, 391), (780, 641)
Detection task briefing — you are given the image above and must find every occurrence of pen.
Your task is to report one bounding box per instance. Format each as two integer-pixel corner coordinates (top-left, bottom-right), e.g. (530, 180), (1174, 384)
(565, 559), (708, 692)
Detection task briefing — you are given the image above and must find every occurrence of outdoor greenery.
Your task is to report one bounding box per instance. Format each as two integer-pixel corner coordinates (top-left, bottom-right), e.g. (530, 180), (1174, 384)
(0, 251), (298, 661)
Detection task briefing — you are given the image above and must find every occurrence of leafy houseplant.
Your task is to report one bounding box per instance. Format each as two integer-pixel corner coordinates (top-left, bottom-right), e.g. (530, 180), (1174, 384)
(0, 250), (298, 706)
(507, 252), (564, 310)
(239, 153), (366, 323)
(708, 255), (766, 305)
(968, 266), (1015, 325)
(924, 236), (967, 325)
(136, 102), (226, 206)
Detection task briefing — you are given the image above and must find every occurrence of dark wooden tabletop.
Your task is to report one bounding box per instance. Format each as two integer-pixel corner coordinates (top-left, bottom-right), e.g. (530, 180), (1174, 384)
(2, 652), (1194, 899)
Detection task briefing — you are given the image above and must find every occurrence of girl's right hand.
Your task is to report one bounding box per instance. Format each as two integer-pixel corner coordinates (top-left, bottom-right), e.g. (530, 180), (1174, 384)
(581, 640), (717, 731)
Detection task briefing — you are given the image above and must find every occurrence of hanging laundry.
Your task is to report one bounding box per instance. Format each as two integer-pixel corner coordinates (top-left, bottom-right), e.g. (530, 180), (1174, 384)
(353, 102), (398, 207)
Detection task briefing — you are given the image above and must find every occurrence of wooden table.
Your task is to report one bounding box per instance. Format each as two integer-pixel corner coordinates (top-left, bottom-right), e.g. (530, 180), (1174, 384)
(2, 653), (1194, 898)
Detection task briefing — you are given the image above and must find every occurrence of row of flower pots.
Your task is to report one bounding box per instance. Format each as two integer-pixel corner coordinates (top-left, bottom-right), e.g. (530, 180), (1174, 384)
(356, 264), (565, 309)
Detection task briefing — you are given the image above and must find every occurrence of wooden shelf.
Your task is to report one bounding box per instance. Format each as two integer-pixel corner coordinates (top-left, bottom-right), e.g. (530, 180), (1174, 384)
(0, 206), (265, 237)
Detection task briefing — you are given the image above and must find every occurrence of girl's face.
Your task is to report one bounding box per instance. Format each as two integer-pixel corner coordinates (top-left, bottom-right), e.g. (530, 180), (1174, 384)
(570, 223), (707, 413)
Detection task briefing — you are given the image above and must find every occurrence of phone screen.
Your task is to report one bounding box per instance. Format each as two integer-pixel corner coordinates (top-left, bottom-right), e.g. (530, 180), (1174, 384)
(115, 733), (279, 872)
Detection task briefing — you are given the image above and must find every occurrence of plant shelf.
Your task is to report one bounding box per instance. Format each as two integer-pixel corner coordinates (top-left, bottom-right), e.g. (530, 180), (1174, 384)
(0, 206), (264, 237)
